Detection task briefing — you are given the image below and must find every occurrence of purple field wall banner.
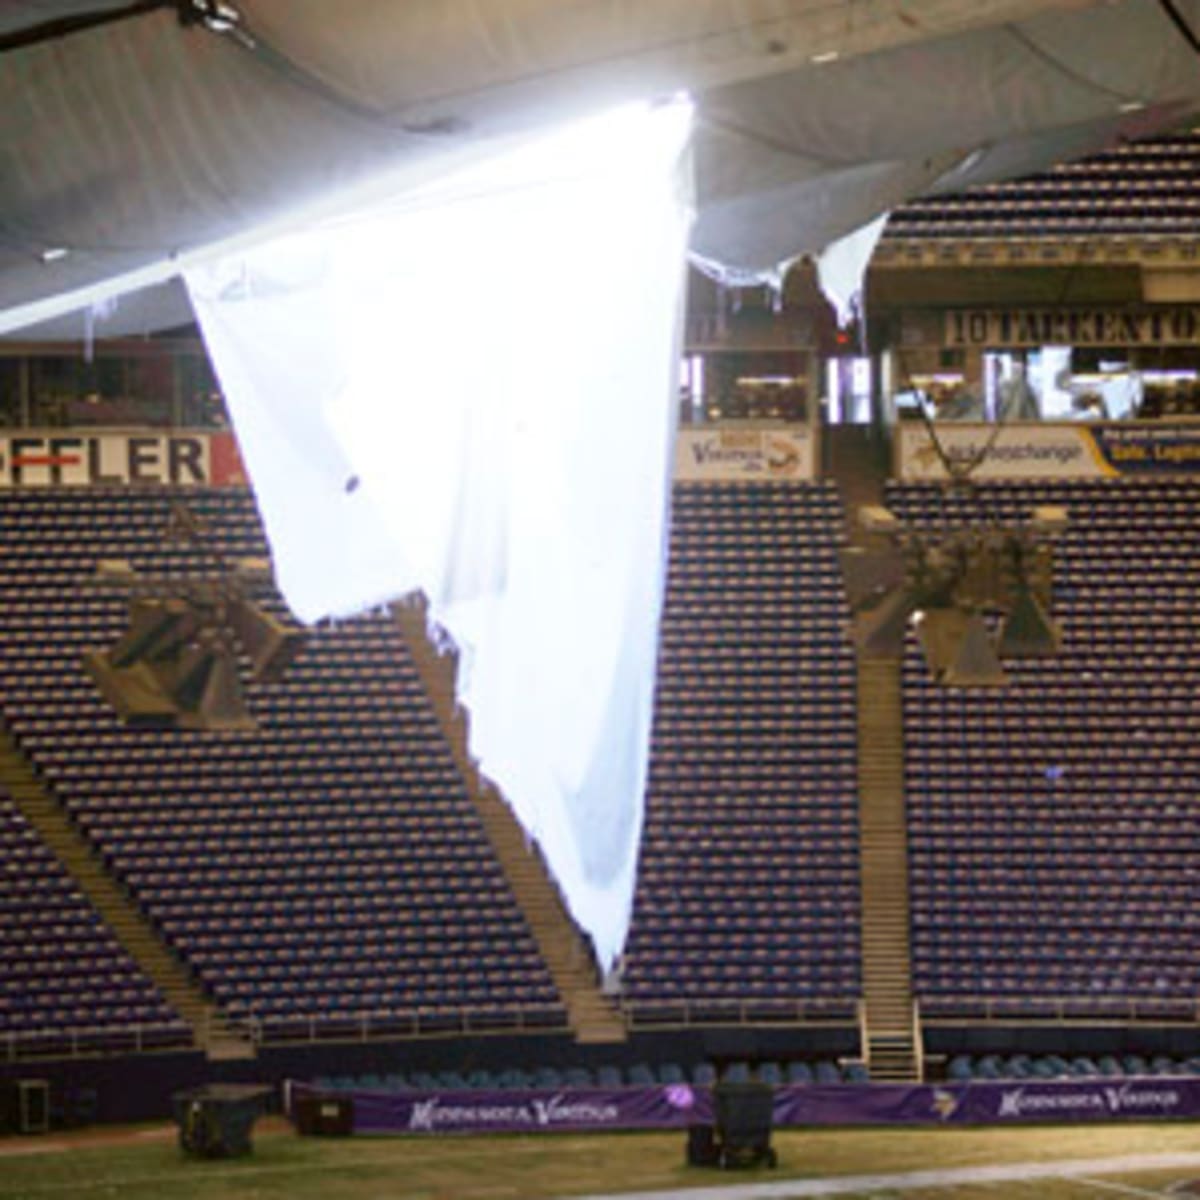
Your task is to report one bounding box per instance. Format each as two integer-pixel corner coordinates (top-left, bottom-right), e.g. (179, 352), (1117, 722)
(343, 1083), (711, 1135)
(775, 1077), (1200, 1126)
(289, 1077), (1200, 1136)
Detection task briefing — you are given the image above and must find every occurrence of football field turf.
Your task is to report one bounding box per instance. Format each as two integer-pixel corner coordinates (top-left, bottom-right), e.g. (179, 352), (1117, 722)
(1, 1119), (1198, 1199)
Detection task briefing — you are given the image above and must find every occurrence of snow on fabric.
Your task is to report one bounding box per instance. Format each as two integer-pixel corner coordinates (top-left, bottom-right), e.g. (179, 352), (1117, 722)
(185, 100), (694, 966)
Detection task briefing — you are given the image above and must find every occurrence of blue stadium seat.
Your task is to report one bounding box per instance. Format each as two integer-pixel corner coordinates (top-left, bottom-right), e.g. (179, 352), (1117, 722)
(0, 487), (563, 1044)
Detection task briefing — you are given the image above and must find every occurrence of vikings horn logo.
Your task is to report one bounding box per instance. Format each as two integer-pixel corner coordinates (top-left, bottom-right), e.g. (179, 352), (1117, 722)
(931, 1089), (960, 1121)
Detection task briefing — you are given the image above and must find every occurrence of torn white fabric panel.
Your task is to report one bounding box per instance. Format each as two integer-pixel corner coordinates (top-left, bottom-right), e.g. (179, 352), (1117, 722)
(186, 99), (694, 967)
(183, 240), (413, 621)
(815, 212), (890, 328)
(689, 152), (959, 281)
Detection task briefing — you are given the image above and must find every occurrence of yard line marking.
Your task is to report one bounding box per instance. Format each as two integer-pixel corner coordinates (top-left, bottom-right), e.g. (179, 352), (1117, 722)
(572, 1152), (1200, 1200)
(1073, 1179), (1171, 1200)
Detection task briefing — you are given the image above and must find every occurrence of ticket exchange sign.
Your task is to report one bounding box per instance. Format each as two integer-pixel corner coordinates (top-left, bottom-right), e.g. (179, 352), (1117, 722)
(897, 421), (1200, 480)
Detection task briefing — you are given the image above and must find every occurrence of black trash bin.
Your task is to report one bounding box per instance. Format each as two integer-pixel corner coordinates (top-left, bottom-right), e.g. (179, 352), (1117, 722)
(173, 1084), (271, 1158)
(293, 1093), (355, 1136)
(712, 1081), (776, 1169)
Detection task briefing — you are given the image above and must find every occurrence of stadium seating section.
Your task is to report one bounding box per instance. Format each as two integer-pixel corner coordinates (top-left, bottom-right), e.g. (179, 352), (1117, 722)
(0, 488), (563, 1045)
(621, 481), (862, 1023)
(3, 474), (1196, 1055)
(945, 1054), (1200, 1081)
(309, 1058), (866, 1092)
(887, 479), (1198, 1021)
(0, 786), (188, 1053)
(885, 132), (1200, 240)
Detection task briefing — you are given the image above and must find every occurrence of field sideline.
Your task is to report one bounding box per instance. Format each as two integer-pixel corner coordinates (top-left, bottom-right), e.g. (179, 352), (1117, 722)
(0, 1119), (1198, 1199)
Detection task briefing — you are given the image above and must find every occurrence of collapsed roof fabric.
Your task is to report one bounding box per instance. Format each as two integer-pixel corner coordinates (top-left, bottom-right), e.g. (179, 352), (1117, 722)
(2, 0), (1199, 334)
(184, 101), (694, 967)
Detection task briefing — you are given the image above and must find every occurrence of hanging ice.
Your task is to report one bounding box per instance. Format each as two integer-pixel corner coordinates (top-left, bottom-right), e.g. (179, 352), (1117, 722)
(185, 100), (695, 967)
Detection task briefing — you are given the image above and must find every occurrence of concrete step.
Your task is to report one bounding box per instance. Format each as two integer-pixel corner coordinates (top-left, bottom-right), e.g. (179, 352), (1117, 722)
(855, 652), (915, 1081)
(575, 1026), (629, 1045)
(205, 1038), (258, 1062)
(396, 602), (626, 1047)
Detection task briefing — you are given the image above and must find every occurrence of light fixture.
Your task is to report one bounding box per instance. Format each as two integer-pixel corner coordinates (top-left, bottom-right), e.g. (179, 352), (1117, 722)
(179, 0), (243, 34)
(83, 503), (303, 730)
(842, 505), (1067, 686)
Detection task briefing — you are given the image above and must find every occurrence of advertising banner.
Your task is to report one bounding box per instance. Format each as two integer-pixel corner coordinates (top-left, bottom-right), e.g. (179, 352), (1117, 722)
(945, 308), (1200, 348)
(341, 1083), (710, 1136)
(289, 1076), (1200, 1136)
(897, 421), (1200, 480)
(1086, 423), (1200, 474)
(0, 430), (246, 487)
(774, 1078), (1200, 1126)
(675, 426), (814, 482)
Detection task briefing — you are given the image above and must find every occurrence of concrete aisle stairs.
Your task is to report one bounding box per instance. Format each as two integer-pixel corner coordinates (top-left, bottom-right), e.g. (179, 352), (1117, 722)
(395, 600), (627, 1045)
(855, 658), (921, 1082)
(826, 424), (891, 544)
(0, 722), (254, 1061)
(827, 422), (921, 1080)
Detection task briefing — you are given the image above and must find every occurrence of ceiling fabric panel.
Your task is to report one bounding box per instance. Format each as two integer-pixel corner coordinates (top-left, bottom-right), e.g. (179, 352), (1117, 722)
(0, 0), (1198, 330)
(234, 0), (1109, 128)
(690, 0), (1200, 275)
(0, 1), (136, 37)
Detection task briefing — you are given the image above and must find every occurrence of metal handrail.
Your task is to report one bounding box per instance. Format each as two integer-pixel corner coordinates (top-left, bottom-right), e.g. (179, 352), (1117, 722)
(911, 998), (925, 1080)
(7, 991), (1187, 1062)
(235, 1002), (573, 1047)
(2, 1001), (576, 1060)
(620, 994), (860, 1029)
(917, 993), (1198, 1024)
(3, 1020), (192, 1062)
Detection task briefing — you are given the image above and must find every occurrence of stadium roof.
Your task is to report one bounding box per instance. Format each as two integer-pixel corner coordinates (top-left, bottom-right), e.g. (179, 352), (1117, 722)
(2, 0), (1200, 338)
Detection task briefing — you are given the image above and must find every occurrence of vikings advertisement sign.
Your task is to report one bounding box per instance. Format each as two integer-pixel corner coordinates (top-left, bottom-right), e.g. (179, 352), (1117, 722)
(288, 1077), (1200, 1136)
(675, 427), (814, 481)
